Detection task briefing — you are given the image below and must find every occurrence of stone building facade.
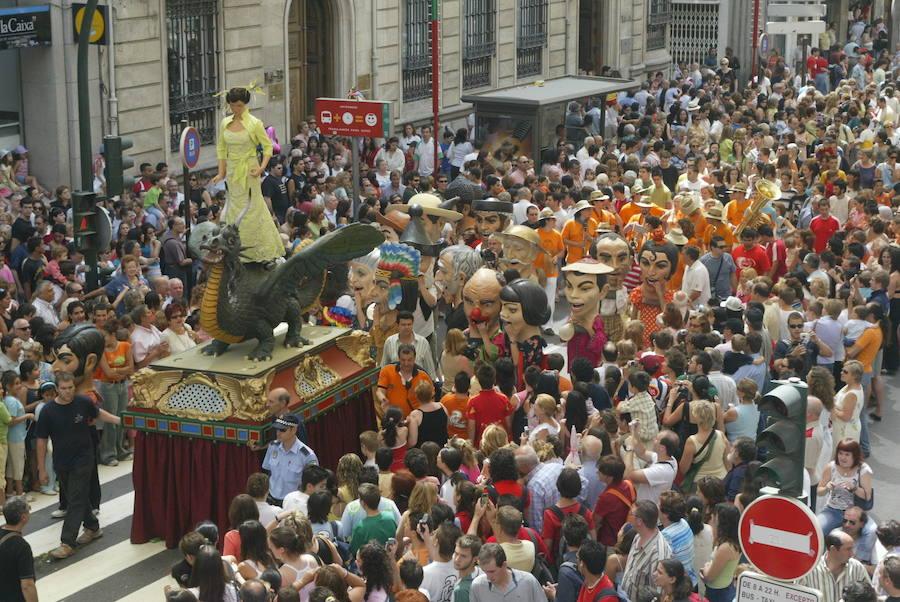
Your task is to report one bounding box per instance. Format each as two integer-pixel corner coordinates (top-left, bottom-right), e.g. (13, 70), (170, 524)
(17, 0), (673, 187)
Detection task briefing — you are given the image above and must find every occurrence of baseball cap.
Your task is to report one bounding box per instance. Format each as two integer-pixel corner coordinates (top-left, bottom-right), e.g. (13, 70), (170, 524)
(273, 414), (300, 430)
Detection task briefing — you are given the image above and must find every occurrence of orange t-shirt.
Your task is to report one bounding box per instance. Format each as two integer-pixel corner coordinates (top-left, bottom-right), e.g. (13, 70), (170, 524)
(724, 198), (751, 228)
(537, 227), (564, 277)
(852, 326), (883, 373)
(702, 222), (736, 249)
(561, 218), (596, 263)
(440, 392), (470, 439)
(378, 365), (433, 416)
(92, 341), (132, 382)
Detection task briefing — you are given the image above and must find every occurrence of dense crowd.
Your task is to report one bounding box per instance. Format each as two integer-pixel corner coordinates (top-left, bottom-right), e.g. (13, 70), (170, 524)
(2, 8), (900, 602)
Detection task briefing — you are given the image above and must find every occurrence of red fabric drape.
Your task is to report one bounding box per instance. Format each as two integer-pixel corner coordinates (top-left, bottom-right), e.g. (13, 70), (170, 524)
(130, 433), (261, 547)
(130, 392), (376, 548)
(305, 392), (376, 469)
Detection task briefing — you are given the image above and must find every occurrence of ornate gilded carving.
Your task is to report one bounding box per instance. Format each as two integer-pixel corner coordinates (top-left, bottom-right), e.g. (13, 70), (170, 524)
(294, 355), (340, 401)
(157, 372), (232, 421)
(336, 330), (375, 368)
(218, 370), (275, 422)
(130, 368), (182, 409)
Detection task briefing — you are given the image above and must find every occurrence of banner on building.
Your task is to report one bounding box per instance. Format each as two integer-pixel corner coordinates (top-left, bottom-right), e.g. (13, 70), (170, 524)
(0, 5), (51, 50)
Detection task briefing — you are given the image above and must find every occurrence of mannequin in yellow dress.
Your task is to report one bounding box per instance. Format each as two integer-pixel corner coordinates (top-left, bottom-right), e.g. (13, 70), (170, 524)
(211, 87), (284, 264)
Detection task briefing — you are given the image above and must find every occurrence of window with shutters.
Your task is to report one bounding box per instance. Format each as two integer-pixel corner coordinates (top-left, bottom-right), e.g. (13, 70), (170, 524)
(166, 0), (220, 151)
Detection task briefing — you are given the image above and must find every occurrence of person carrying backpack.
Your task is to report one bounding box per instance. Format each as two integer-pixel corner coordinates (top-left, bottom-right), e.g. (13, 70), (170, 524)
(546, 514), (591, 602)
(542, 467), (595, 565)
(544, 539), (621, 602)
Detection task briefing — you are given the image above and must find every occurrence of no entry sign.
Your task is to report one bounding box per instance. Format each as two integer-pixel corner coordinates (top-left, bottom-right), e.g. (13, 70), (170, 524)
(739, 495), (823, 581)
(316, 97), (391, 138)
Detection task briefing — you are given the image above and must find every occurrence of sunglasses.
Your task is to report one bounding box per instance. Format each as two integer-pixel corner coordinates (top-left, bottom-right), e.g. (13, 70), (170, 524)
(789, 324), (804, 329)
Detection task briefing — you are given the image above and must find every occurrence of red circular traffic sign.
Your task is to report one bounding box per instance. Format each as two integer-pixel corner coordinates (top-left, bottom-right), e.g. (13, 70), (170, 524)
(180, 127), (201, 169)
(739, 495), (823, 581)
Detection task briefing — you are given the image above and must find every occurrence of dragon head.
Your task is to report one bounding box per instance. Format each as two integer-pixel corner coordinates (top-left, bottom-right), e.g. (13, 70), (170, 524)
(190, 222), (243, 266)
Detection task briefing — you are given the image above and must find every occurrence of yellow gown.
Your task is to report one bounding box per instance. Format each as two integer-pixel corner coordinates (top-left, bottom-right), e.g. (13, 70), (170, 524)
(216, 111), (284, 263)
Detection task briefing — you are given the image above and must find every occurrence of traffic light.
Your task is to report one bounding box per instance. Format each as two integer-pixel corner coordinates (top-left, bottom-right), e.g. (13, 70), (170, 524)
(102, 135), (135, 197)
(72, 190), (98, 253)
(756, 379), (808, 498)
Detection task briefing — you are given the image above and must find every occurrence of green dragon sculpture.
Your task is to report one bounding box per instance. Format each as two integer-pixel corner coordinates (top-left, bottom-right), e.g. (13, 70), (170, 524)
(190, 221), (384, 360)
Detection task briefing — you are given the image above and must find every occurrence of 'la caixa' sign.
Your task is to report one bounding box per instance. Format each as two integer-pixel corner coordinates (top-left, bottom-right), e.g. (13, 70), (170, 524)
(0, 5), (51, 51)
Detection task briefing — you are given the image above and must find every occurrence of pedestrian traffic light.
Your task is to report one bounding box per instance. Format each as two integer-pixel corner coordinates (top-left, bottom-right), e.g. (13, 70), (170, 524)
(102, 135), (135, 197)
(72, 190), (98, 253)
(756, 379), (808, 498)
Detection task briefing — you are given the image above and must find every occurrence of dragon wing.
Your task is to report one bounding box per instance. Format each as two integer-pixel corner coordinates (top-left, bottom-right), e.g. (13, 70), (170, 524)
(257, 223), (385, 300)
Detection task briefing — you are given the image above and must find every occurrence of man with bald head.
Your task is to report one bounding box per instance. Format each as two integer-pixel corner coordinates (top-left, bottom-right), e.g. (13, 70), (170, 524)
(801, 530), (869, 602)
(578, 435), (606, 508)
(462, 268), (504, 363)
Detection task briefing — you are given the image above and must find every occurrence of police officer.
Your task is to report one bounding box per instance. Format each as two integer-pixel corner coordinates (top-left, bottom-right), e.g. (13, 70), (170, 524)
(261, 415), (318, 506)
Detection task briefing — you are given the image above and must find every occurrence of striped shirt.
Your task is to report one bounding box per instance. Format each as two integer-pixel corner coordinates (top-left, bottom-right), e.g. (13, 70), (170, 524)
(662, 519), (698, 586)
(799, 555), (869, 602)
(621, 530), (672, 602)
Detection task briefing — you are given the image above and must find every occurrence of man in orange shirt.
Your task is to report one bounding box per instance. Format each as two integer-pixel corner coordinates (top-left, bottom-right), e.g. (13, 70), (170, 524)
(376, 344), (433, 416)
(589, 190), (622, 230)
(724, 182), (752, 228)
(675, 193), (708, 244)
(561, 200), (596, 264)
(536, 208), (564, 330)
(701, 202), (736, 249)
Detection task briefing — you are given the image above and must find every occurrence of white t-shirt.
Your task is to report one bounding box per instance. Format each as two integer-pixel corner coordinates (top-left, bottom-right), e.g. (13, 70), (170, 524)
(637, 454), (678, 502)
(681, 261), (711, 309)
(282, 490), (310, 514)
(422, 559), (458, 602)
(256, 500), (281, 527)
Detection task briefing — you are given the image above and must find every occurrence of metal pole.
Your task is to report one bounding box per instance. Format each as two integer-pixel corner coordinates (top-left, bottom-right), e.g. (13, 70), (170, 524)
(78, 0), (100, 291)
(181, 119), (191, 235)
(431, 0), (440, 173)
(351, 136), (361, 221)
(751, 0), (761, 80)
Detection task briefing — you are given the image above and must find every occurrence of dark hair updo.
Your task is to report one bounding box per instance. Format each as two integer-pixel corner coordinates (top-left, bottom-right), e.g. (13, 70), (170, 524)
(225, 87), (252, 104)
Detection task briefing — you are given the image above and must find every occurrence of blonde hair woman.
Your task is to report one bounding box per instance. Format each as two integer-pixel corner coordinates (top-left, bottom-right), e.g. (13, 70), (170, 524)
(832, 360), (864, 446)
(479, 424), (509, 459)
(679, 400), (728, 489)
(525, 394), (560, 444)
(335, 454), (363, 516)
(440, 328), (473, 391)
(396, 482), (438, 565)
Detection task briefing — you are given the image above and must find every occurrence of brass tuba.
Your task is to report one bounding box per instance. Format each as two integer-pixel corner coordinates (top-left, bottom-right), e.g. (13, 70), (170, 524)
(735, 178), (781, 238)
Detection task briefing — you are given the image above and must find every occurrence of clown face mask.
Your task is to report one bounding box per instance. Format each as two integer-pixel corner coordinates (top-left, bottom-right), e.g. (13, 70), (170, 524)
(462, 268), (503, 332)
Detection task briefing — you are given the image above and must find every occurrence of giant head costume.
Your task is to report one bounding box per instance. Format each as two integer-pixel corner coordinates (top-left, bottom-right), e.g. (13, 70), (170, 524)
(52, 323), (105, 391)
(374, 243), (421, 313)
(494, 225), (549, 284)
(560, 259), (614, 333)
(499, 278), (551, 342)
(637, 237), (679, 296)
(348, 248), (381, 305)
(591, 232), (632, 290)
(396, 193), (463, 246)
(435, 244), (484, 304)
(462, 267), (504, 335)
(472, 198), (514, 240)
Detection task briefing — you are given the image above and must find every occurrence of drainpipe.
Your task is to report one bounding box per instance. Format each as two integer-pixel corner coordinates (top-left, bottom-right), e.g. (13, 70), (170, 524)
(370, 1), (377, 99)
(107, 3), (118, 135)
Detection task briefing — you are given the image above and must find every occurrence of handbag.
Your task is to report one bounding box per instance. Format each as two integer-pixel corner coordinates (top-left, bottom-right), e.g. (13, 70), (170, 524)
(681, 430), (718, 494)
(854, 465), (874, 511)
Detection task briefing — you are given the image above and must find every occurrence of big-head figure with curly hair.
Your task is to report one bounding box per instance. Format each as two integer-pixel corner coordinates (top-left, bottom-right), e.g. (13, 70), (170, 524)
(630, 236), (679, 347)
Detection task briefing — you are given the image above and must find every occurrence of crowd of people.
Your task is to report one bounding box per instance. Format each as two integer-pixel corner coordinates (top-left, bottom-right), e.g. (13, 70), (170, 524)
(2, 6), (900, 602)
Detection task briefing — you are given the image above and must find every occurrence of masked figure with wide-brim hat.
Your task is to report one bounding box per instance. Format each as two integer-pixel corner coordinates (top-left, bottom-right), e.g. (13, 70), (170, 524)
(560, 259), (613, 367)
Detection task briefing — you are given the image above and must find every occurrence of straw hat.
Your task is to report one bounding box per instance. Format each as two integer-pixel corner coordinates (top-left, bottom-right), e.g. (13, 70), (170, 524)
(703, 203), (726, 222)
(395, 193), (463, 221)
(538, 207), (556, 222)
(727, 181), (748, 194)
(679, 194), (700, 216)
(572, 200), (593, 215)
(590, 189), (610, 202)
(561, 258), (615, 275)
(634, 197), (654, 209)
(665, 228), (689, 246)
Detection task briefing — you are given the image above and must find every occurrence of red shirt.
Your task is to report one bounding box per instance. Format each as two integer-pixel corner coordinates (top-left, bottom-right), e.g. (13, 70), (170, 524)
(466, 389), (513, 443)
(810, 215), (841, 253)
(731, 244), (771, 281)
(765, 239), (788, 282)
(594, 480), (635, 546)
(542, 502), (595, 563)
(577, 574), (619, 602)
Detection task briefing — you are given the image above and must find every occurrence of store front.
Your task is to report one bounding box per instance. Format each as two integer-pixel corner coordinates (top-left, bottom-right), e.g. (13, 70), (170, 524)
(0, 4), (51, 150)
